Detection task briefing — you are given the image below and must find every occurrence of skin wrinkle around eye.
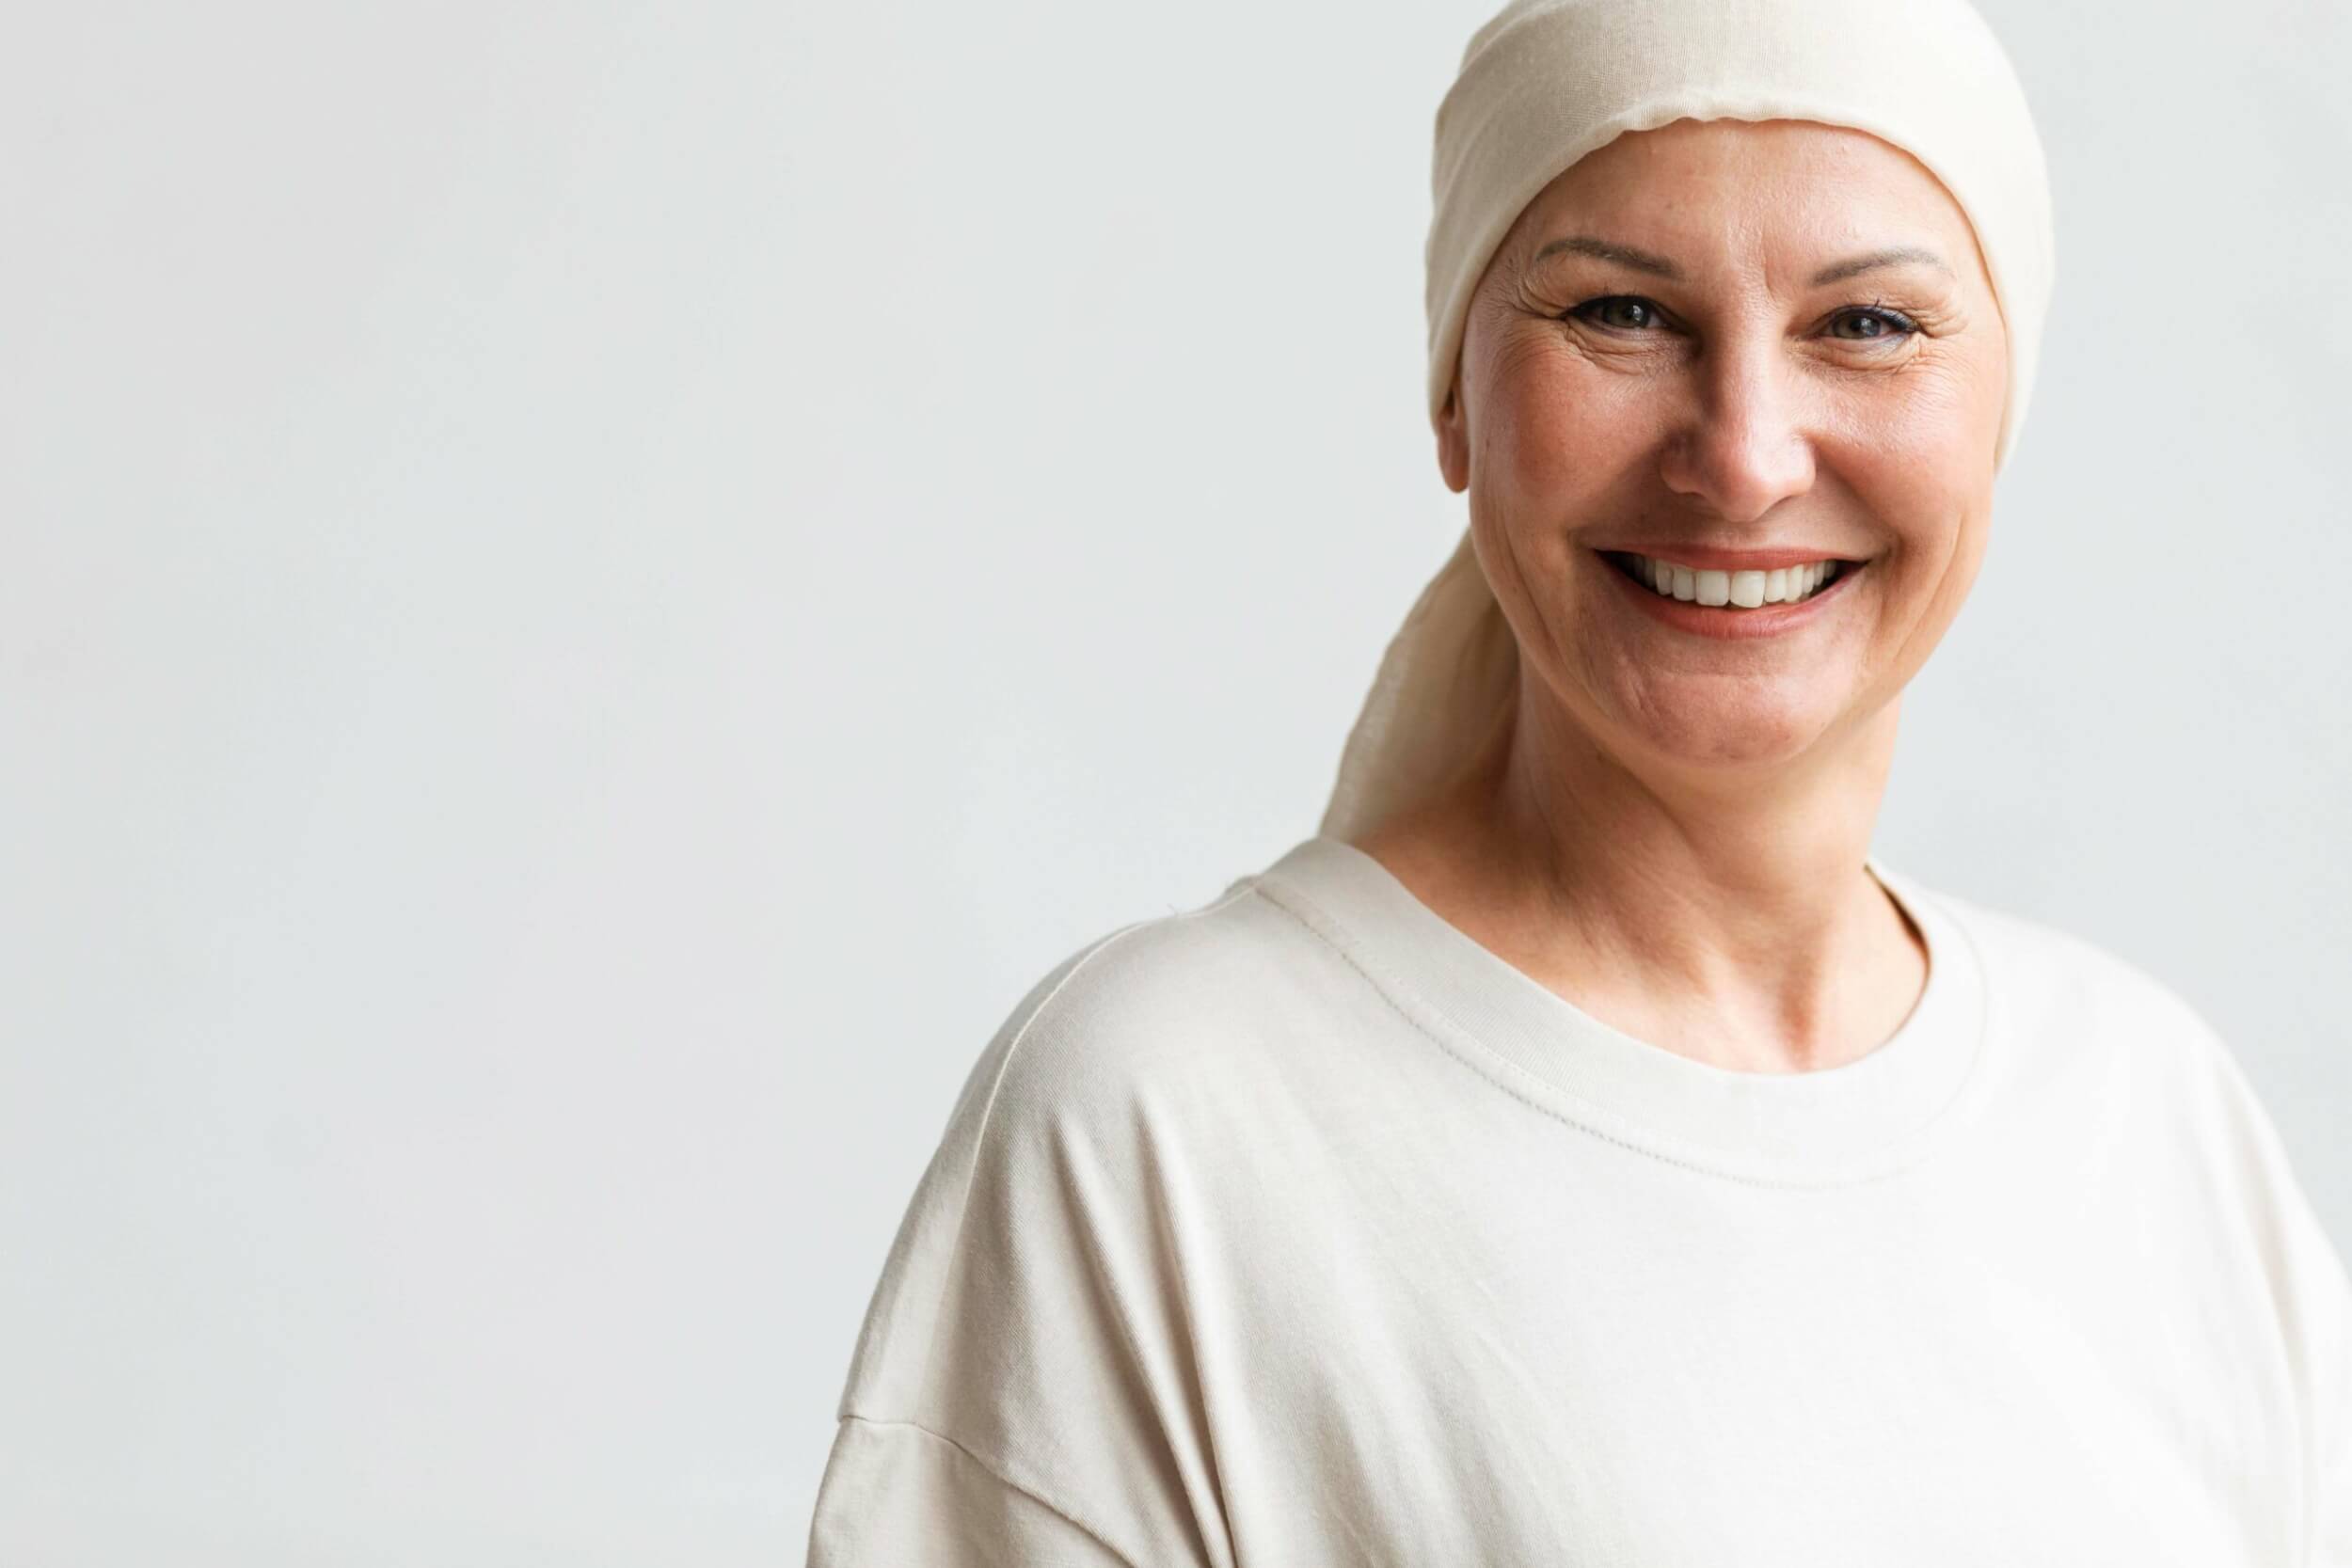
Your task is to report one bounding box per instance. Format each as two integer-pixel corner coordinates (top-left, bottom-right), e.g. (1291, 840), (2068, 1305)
(1517, 290), (1974, 410)
(1542, 279), (1952, 346)
(1509, 235), (1972, 381)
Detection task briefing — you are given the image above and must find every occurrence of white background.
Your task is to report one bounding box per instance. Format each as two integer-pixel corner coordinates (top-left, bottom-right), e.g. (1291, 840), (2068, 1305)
(4, 1), (2346, 1561)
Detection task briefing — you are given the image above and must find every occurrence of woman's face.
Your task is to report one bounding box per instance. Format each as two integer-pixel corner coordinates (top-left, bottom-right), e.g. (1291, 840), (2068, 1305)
(1440, 118), (2009, 780)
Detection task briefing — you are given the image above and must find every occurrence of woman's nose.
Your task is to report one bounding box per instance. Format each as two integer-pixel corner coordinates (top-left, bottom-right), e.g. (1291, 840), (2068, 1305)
(1655, 340), (1819, 524)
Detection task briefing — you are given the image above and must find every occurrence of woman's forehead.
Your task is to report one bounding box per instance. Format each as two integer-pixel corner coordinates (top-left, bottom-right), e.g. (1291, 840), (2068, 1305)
(1505, 119), (1981, 272)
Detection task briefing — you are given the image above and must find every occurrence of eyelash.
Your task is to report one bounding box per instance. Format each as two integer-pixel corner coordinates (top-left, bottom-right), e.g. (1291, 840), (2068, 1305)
(1564, 294), (1921, 341)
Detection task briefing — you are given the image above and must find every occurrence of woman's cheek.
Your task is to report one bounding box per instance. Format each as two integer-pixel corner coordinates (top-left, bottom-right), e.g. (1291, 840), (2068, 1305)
(1867, 351), (2001, 467)
(1512, 359), (1661, 494)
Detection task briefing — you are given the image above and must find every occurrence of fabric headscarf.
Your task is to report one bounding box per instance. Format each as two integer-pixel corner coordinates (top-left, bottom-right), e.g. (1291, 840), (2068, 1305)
(1317, 0), (2055, 844)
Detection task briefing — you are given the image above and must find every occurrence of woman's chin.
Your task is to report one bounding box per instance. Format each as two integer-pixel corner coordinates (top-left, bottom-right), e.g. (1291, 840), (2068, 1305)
(1604, 699), (1844, 776)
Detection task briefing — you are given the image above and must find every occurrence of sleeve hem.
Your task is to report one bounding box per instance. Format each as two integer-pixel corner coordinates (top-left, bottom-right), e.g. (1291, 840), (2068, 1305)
(834, 1412), (1144, 1568)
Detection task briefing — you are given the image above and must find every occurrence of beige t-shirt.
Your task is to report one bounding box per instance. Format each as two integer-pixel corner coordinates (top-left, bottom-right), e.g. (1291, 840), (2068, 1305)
(807, 836), (2352, 1565)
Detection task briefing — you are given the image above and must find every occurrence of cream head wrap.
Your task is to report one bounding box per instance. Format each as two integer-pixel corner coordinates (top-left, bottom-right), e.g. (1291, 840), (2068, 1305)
(1318, 0), (2055, 844)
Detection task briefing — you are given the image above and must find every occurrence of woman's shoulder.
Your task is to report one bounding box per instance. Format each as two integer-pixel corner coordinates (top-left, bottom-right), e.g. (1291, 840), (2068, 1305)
(1907, 871), (2229, 1058)
(1915, 873), (2341, 1257)
(943, 863), (1342, 1144)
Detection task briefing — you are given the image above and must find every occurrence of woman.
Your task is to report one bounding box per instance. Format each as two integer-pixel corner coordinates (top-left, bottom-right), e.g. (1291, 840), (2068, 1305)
(808, 0), (2352, 1560)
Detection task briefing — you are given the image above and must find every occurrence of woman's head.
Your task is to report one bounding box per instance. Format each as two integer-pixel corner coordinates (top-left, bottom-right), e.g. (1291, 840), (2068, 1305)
(1316, 0), (2053, 842)
(1440, 117), (2009, 779)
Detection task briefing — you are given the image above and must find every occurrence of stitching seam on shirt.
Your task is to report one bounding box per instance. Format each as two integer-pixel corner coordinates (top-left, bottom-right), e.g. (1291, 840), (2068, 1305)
(836, 1413), (1143, 1566)
(1249, 879), (1963, 1190)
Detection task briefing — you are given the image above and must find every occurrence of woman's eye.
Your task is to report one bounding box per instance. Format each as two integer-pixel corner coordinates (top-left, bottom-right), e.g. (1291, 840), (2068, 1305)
(1569, 295), (1662, 331)
(1563, 297), (1919, 342)
(1828, 307), (1920, 341)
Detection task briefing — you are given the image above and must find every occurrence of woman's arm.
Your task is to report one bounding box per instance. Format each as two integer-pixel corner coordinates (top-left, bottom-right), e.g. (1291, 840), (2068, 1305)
(804, 923), (1227, 1567)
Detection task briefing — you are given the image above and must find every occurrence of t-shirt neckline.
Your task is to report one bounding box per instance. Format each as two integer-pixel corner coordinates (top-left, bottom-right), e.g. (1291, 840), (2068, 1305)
(1252, 834), (1990, 1186)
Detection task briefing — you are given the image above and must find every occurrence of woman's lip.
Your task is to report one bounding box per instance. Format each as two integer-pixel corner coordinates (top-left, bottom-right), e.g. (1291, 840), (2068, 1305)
(1591, 544), (1863, 572)
(1597, 548), (1860, 640)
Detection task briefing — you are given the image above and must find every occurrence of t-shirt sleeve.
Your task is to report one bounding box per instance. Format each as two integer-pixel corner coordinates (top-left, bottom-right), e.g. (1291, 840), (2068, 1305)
(807, 1415), (1139, 1567)
(2299, 1190), (2352, 1565)
(2185, 1019), (2352, 1566)
(804, 926), (1223, 1568)
(2318, 1300), (2352, 1566)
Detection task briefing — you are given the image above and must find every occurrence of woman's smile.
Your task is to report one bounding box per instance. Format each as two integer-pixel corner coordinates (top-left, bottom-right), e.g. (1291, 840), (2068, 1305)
(1594, 546), (1867, 641)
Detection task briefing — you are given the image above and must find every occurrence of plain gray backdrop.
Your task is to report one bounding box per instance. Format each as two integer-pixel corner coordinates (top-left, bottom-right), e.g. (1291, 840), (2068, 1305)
(3, 0), (2345, 1562)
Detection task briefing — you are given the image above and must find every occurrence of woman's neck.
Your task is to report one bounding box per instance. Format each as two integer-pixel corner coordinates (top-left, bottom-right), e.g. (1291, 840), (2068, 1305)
(1349, 681), (1928, 1075)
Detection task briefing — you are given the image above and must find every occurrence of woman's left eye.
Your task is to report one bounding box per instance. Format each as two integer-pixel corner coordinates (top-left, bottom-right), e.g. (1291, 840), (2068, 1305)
(1828, 307), (1920, 341)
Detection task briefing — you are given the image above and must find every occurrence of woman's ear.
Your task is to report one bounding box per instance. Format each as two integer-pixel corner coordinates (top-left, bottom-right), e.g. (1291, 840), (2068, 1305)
(1435, 379), (1470, 494)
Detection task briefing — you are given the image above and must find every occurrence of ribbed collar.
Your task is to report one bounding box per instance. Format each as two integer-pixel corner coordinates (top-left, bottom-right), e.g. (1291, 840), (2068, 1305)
(1251, 835), (1990, 1186)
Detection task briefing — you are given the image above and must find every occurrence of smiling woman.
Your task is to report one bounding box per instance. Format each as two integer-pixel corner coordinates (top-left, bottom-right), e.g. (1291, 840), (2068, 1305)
(1385, 117), (2014, 927)
(803, 0), (2352, 1561)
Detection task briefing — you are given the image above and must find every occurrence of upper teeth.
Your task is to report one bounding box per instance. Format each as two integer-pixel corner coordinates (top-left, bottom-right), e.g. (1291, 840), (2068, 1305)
(1625, 552), (1844, 608)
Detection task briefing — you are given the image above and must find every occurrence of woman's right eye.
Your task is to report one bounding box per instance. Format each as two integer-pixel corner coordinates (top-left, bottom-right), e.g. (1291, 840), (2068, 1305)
(1568, 295), (1663, 330)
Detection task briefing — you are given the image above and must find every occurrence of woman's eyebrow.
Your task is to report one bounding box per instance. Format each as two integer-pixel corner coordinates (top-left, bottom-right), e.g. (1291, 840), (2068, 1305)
(1532, 235), (1682, 277)
(1808, 245), (1952, 284)
(1530, 235), (1952, 285)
